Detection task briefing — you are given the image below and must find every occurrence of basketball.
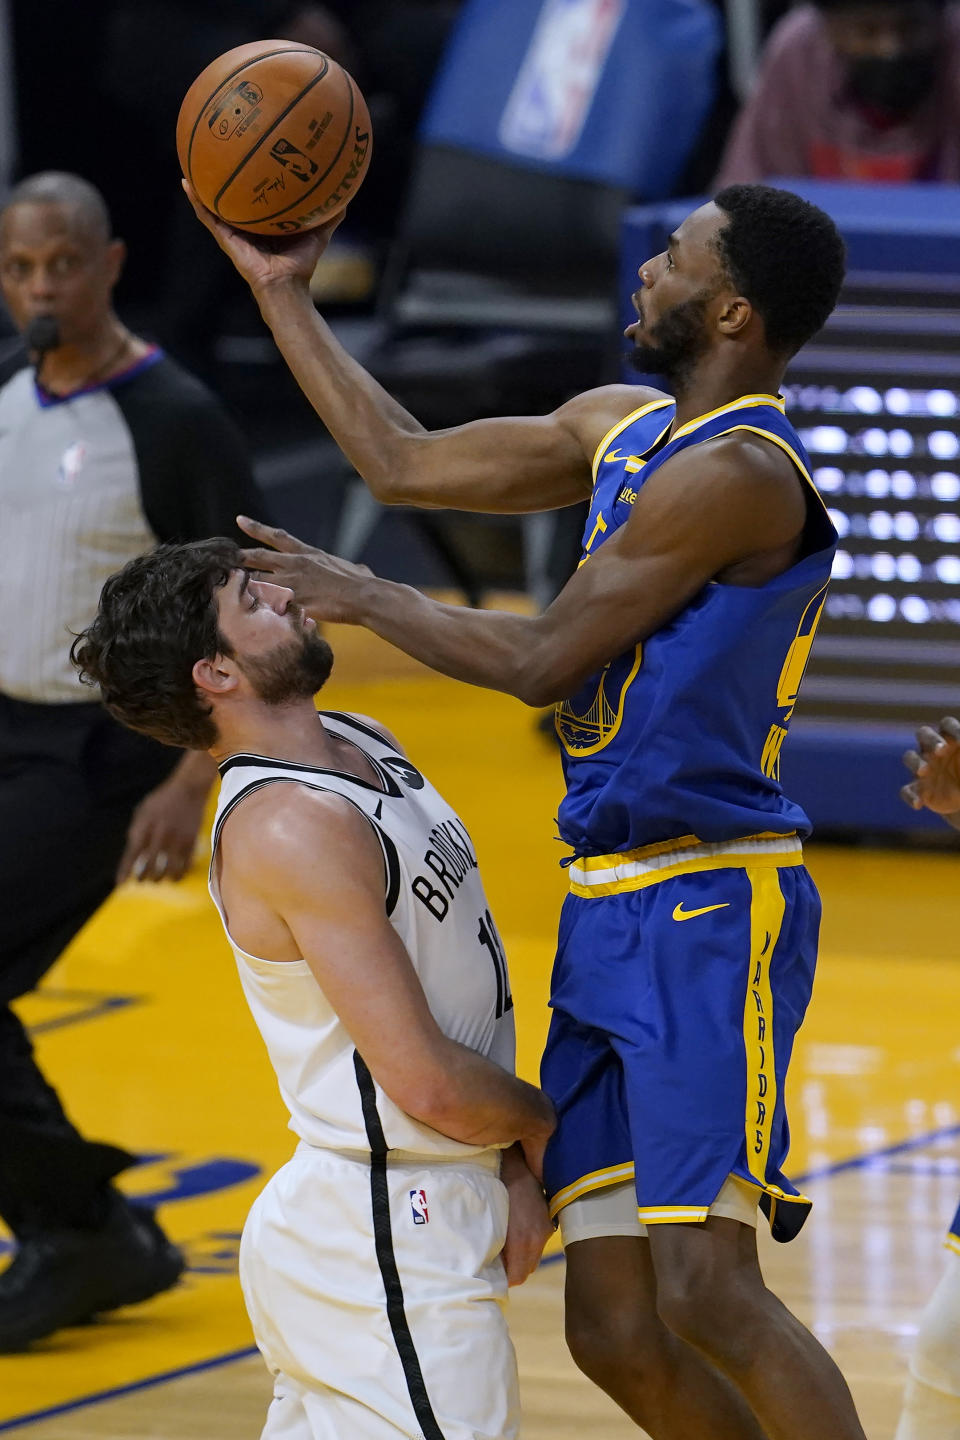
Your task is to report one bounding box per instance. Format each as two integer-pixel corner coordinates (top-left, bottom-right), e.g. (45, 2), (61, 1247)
(176, 40), (372, 235)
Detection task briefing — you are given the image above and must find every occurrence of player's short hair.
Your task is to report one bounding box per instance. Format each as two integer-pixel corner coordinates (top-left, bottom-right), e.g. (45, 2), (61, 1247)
(713, 184), (846, 356)
(72, 539), (242, 750)
(2, 171), (112, 242)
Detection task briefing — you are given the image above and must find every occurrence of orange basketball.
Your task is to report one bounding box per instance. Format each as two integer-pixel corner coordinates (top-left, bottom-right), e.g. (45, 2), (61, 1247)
(176, 40), (372, 235)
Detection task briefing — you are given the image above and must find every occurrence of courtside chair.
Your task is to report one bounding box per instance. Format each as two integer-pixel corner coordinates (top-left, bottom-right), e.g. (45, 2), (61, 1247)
(336, 0), (721, 607)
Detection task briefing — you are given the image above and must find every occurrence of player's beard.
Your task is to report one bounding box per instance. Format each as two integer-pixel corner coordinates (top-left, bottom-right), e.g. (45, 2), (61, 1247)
(240, 622), (334, 705)
(629, 288), (715, 392)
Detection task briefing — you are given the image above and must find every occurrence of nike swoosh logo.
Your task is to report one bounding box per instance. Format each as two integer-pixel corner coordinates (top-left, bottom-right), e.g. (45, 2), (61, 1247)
(603, 449), (625, 462)
(672, 902), (730, 922)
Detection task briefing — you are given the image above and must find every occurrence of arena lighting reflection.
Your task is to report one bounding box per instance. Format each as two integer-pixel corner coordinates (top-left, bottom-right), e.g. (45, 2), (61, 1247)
(784, 383), (960, 632)
(795, 1097), (960, 1344)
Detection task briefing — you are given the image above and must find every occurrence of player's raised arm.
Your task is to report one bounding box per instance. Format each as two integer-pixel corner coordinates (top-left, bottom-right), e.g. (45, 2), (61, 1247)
(240, 430), (808, 706)
(184, 181), (648, 514)
(226, 786), (555, 1156)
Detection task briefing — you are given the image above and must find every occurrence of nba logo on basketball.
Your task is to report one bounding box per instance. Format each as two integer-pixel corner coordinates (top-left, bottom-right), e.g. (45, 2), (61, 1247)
(409, 1189), (429, 1225)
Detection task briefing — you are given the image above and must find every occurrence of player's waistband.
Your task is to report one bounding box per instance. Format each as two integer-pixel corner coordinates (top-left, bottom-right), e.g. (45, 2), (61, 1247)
(567, 831), (802, 898)
(293, 1139), (502, 1173)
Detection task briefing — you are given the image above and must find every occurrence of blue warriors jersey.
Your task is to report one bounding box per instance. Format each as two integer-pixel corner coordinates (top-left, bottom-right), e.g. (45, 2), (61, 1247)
(556, 393), (837, 857)
(949, 1199), (960, 1256)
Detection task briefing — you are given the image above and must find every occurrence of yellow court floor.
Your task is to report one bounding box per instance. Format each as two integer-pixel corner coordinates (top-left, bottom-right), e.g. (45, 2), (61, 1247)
(1, 624), (959, 1439)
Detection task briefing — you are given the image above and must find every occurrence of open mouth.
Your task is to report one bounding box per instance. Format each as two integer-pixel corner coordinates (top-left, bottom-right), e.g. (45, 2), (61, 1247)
(623, 292), (645, 338)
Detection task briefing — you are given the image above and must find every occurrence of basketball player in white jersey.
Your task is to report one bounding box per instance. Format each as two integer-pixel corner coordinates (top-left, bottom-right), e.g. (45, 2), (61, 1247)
(71, 537), (555, 1440)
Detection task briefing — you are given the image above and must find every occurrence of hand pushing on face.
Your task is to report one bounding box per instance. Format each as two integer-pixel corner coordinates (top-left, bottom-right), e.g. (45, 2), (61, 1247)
(238, 515), (374, 626)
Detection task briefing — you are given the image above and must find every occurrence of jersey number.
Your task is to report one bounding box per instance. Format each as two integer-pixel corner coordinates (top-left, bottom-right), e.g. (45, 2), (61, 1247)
(478, 910), (513, 1019)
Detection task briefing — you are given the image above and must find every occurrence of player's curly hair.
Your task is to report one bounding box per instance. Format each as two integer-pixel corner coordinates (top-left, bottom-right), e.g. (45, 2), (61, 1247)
(713, 184), (846, 357)
(71, 538), (242, 750)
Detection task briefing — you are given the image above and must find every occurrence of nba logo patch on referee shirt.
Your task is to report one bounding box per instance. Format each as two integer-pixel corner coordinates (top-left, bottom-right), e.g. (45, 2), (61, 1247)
(410, 1189), (429, 1225)
(56, 441), (86, 489)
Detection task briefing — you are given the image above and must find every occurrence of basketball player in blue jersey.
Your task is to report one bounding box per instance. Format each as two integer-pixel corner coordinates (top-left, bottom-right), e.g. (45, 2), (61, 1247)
(898, 715), (960, 1438)
(72, 539), (555, 1440)
(187, 182), (866, 1438)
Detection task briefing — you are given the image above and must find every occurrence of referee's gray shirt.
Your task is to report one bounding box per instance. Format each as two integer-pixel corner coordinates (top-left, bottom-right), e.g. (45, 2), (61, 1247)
(0, 345), (265, 704)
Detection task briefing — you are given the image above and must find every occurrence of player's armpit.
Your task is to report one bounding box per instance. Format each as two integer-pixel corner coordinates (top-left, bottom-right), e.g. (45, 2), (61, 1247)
(234, 788), (554, 1148)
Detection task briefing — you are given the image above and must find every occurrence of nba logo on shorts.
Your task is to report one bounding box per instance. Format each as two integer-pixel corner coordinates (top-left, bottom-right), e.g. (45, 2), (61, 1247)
(409, 1188), (429, 1225)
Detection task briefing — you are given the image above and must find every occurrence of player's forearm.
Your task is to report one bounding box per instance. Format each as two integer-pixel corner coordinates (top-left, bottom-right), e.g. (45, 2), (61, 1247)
(407, 1043), (555, 1150)
(348, 577), (580, 707)
(254, 278), (426, 500)
(252, 280), (592, 516)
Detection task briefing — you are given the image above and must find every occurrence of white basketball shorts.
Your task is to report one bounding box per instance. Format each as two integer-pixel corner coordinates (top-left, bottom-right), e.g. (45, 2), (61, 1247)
(239, 1143), (519, 1440)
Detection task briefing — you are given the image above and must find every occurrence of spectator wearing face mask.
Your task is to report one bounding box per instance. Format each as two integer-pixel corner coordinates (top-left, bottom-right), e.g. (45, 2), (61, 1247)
(716, 0), (960, 184)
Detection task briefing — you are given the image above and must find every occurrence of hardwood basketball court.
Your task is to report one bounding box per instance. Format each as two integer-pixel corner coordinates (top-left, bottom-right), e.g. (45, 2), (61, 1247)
(2, 623), (958, 1440)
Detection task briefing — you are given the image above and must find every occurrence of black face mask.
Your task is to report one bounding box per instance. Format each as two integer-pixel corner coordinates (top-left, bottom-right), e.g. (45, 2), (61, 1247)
(846, 50), (938, 116)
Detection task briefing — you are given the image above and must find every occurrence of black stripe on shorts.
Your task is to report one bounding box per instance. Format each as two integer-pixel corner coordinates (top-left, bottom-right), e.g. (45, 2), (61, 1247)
(353, 1051), (446, 1440)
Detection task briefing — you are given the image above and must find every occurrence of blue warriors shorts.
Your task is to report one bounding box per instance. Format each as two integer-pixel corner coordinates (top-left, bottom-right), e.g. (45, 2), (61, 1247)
(948, 1200), (960, 1256)
(541, 838), (819, 1243)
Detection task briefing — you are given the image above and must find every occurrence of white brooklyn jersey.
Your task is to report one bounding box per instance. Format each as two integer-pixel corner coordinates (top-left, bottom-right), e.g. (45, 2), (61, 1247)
(209, 711), (516, 1163)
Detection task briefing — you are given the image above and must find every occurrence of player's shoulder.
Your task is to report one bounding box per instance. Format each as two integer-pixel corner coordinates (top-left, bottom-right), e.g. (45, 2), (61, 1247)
(556, 383), (672, 453)
(325, 710), (408, 757)
(697, 426), (800, 483)
(660, 428), (805, 516)
(220, 780), (379, 876)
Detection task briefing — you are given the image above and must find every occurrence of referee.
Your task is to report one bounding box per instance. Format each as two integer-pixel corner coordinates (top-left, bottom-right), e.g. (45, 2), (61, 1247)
(0, 172), (267, 1349)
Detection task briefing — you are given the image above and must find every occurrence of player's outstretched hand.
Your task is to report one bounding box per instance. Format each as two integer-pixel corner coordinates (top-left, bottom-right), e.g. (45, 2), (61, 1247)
(500, 1145), (554, 1287)
(239, 516), (373, 625)
(117, 772), (208, 885)
(182, 180), (345, 293)
(901, 716), (960, 823)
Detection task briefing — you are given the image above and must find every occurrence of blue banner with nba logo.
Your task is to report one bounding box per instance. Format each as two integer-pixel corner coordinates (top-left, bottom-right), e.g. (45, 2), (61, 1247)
(420, 0), (721, 197)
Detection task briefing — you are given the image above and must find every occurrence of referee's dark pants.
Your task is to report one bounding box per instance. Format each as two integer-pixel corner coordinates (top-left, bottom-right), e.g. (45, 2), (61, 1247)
(0, 693), (178, 1238)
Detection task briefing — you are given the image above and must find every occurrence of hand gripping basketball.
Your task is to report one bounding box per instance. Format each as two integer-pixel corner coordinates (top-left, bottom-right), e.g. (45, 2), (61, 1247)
(182, 180), (344, 292)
